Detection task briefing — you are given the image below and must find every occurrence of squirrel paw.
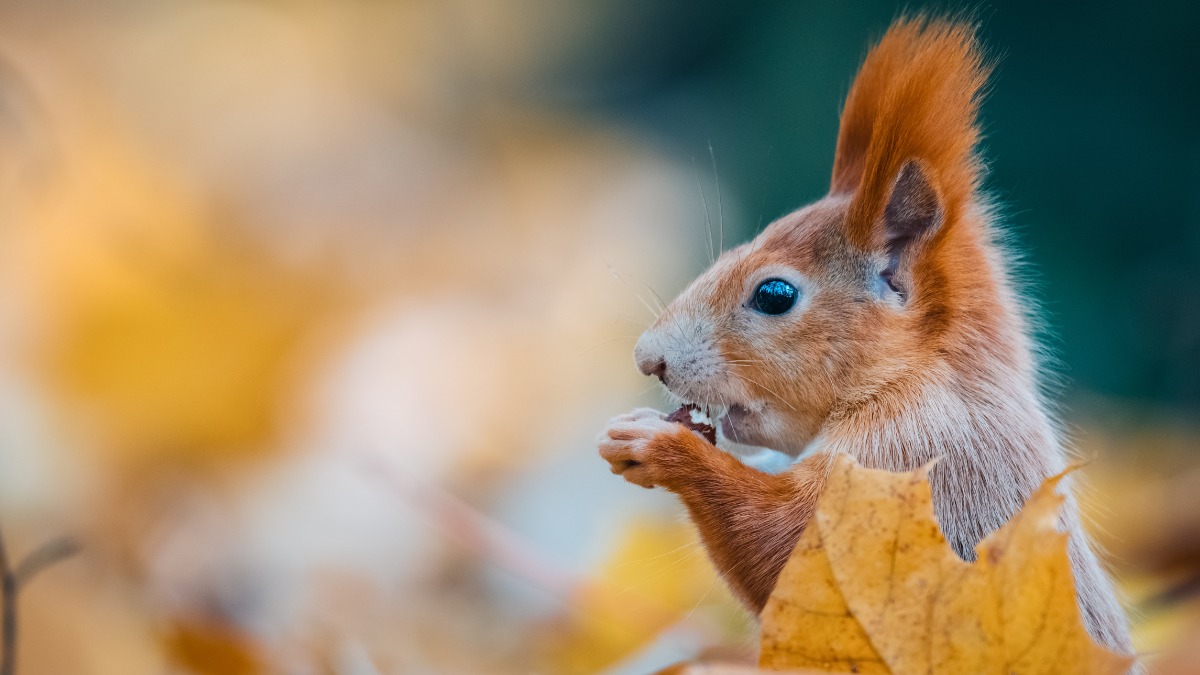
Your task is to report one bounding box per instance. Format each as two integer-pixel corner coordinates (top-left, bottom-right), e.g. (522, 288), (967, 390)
(598, 408), (705, 490)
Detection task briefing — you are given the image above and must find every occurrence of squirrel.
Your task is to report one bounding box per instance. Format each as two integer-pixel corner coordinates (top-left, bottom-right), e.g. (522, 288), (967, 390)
(598, 16), (1134, 656)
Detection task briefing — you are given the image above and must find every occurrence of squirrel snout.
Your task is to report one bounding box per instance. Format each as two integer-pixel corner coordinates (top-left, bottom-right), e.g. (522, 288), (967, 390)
(634, 335), (667, 383)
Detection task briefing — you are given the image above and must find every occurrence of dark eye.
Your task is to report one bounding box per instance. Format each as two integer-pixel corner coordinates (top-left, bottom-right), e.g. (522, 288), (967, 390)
(749, 278), (798, 315)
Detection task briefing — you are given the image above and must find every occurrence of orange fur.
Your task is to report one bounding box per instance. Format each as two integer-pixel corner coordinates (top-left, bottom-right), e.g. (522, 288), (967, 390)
(834, 18), (989, 242)
(600, 16), (1134, 660)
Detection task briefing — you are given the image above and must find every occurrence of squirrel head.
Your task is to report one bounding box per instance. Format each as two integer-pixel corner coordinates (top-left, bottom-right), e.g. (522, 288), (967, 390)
(635, 17), (994, 455)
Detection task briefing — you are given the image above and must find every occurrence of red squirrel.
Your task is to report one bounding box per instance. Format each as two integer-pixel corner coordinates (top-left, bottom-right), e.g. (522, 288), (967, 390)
(598, 17), (1133, 655)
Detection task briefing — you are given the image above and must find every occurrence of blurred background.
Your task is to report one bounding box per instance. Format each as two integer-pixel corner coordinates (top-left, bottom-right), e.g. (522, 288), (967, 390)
(0, 1), (1195, 673)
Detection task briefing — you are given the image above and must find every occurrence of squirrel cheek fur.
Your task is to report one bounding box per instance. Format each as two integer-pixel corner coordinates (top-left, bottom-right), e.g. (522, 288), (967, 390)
(600, 16), (1134, 657)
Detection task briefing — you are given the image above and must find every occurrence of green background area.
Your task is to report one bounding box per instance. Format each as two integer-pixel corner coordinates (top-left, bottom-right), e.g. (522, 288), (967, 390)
(519, 1), (1200, 413)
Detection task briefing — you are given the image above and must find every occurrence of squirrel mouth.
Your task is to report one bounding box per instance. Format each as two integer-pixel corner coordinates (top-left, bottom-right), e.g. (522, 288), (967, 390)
(666, 404), (718, 444)
(669, 401), (755, 445)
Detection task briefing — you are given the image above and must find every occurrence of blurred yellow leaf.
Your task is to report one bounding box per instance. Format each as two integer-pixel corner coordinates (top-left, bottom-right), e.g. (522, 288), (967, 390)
(655, 663), (828, 675)
(541, 519), (739, 674)
(28, 135), (348, 468)
(759, 454), (1134, 675)
(162, 619), (264, 675)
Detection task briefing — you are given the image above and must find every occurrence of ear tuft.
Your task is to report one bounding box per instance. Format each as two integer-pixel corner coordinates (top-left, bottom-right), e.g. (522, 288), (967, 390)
(831, 16), (989, 249)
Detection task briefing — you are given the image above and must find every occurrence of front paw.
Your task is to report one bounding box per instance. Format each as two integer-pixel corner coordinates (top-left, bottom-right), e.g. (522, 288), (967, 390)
(598, 408), (705, 490)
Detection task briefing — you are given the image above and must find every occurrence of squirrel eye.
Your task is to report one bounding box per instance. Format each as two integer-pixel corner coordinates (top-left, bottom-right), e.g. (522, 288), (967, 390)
(749, 279), (798, 315)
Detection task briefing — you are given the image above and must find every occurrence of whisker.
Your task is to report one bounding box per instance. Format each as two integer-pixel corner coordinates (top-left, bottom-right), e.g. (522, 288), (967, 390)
(611, 539), (700, 569)
(614, 313), (658, 331)
(709, 140), (723, 256)
(665, 313), (691, 348)
(755, 147), (773, 234)
(693, 157), (715, 265)
(735, 372), (798, 412)
(632, 292), (660, 320)
(611, 265), (668, 315)
(604, 260), (660, 320)
(618, 547), (704, 594)
(636, 381), (664, 398)
(644, 285), (668, 314)
(680, 572), (719, 625)
(582, 336), (640, 353)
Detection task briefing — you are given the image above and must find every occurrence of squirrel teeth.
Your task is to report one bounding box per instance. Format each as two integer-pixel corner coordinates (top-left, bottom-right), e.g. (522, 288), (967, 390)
(666, 404), (717, 445)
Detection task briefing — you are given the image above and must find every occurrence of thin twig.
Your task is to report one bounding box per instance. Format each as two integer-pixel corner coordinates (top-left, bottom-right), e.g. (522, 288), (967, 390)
(0, 528), (80, 675)
(14, 538), (79, 589)
(0, 527), (16, 675)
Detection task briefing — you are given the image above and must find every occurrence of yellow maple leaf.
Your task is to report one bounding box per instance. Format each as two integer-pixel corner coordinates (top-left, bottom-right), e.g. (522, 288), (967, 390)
(759, 454), (1134, 675)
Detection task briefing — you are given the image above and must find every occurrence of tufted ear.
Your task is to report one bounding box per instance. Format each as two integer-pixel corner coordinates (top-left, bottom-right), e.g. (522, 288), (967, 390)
(830, 21), (922, 196)
(879, 161), (942, 299)
(831, 17), (988, 253)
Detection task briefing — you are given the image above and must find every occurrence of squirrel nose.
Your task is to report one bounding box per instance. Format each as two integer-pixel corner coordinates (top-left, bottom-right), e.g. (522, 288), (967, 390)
(642, 358), (667, 382)
(633, 334), (667, 383)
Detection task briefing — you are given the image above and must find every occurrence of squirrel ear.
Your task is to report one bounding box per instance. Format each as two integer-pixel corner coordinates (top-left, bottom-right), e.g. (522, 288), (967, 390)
(879, 161), (943, 298)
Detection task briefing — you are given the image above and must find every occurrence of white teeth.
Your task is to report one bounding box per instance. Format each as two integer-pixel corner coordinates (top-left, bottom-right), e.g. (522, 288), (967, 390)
(681, 403), (731, 426)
